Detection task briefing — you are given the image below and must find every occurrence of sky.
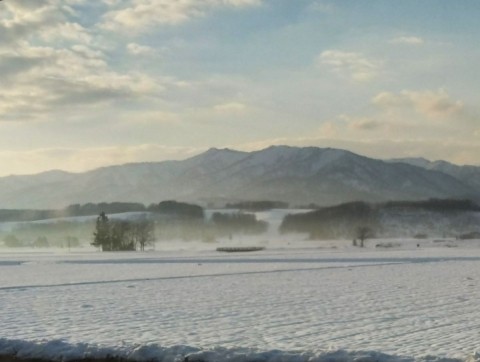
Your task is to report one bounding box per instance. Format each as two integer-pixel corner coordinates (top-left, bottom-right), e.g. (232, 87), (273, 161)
(0, 0), (479, 176)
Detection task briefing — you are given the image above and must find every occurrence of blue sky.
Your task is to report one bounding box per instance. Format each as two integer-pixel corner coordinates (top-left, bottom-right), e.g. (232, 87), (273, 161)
(0, 0), (478, 175)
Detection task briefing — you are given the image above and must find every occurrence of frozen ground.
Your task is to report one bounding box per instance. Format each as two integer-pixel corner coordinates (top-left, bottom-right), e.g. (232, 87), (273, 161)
(1, 241), (480, 362)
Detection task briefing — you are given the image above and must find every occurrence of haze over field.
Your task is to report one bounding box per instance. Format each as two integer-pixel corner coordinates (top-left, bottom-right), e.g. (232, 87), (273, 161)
(0, 0), (479, 176)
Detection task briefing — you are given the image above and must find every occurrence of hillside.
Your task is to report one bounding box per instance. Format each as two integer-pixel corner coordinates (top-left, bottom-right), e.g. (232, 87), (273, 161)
(391, 157), (480, 190)
(0, 146), (478, 209)
(280, 199), (480, 240)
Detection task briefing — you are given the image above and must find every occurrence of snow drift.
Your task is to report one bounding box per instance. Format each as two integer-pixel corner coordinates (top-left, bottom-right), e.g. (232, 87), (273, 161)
(0, 339), (477, 362)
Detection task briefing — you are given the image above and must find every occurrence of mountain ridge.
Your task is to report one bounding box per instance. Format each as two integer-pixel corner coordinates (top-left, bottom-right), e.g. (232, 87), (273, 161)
(0, 146), (478, 209)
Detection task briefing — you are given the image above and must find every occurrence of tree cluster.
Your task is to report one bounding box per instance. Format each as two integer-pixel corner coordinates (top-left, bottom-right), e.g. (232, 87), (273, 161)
(383, 199), (480, 212)
(148, 200), (204, 219)
(0, 200), (206, 223)
(92, 212), (155, 251)
(211, 212), (268, 235)
(65, 202), (146, 217)
(153, 211), (269, 242)
(280, 201), (378, 240)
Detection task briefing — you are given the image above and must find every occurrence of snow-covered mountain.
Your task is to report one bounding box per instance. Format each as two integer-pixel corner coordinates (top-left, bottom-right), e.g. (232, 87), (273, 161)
(391, 157), (480, 190)
(0, 146), (479, 209)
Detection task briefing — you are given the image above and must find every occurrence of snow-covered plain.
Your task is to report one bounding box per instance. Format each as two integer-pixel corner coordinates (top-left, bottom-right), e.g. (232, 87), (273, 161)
(2, 240), (480, 362)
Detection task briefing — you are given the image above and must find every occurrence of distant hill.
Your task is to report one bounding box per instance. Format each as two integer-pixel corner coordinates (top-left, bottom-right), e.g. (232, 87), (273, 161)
(0, 146), (479, 209)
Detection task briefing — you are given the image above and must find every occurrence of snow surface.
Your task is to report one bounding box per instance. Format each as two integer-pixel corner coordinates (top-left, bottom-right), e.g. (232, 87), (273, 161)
(2, 243), (480, 361)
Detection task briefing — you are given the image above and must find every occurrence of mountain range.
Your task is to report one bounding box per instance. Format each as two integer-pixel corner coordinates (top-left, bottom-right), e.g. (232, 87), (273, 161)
(1, 146), (479, 209)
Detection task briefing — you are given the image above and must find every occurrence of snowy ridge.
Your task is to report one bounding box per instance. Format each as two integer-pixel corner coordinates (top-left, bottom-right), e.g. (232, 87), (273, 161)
(0, 146), (479, 209)
(0, 339), (476, 362)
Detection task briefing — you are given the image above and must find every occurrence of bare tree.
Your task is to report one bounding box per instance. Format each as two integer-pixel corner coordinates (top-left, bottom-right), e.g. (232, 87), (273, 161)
(355, 226), (373, 247)
(134, 219), (155, 251)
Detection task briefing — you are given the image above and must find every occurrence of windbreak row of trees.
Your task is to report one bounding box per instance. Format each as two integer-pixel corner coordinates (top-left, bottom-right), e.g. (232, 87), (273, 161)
(150, 211), (268, 243)
(4, 198), (477, 250)
(280, 201), (378, 240)
(0, 202), (147, 223)
(0, 199), (289, 223)
(280, 199), (480, 241)
(211, 212), (268, 235)
(91, 201), (270, 251)
(0, 201), (272, 249)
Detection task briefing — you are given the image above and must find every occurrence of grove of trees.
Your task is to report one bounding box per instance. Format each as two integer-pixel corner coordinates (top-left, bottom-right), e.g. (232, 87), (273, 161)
(210, 212), (268, 235)
(280, 201), (378, 240)
(92, 212), (155, 251)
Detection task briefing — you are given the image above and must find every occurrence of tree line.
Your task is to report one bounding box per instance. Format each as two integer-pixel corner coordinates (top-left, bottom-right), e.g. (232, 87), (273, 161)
(91, 201), (269, 250)
(280, 198), (480, 241)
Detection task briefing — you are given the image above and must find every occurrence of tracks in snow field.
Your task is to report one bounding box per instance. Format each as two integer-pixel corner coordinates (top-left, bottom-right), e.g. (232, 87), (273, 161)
(1, 249), (480, 358)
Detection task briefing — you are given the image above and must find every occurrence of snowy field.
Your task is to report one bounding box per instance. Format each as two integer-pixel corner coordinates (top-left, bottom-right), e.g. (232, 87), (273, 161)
(2, 241), (480, 362)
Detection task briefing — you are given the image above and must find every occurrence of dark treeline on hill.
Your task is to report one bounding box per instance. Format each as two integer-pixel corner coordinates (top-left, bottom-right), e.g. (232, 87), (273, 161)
(0, 201), (204, 222)
(146, 201), (206, 242)
(148, 200), (204, 219)
(82, 201), (268, 246)
(1, 200), (270, 249)
(154, 209), (268, 243)
(280, 199), (480, 240)
(0, 209), (56, 222)
(211, 212), (268, 235)
(0, 199), (275, 223)
(281, 201), (379, 240)
(0, 202), (147, 222)
(382, 199), (480, 212)
(225, 200), (289, 211)
(66, 202), (146, 216)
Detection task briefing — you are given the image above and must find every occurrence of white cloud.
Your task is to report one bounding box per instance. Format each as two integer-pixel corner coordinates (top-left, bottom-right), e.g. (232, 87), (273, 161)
(126, 42), (156, 56)
(1, 0), (90, 46)
(41, 22), (92, 44)
(318, 50), (382, 82)
(372, 89), (464, 119)
(343, 116), (382, 131)
(102, 0), (262, 33)
(213, 102), (247, 114)
(317, 122), (338, 137)
(390, 36), (424, 45)
(0, 44), (160, 121)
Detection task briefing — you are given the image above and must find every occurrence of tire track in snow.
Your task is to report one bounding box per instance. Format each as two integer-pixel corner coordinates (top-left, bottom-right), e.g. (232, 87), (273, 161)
(0, 260), (437, 292)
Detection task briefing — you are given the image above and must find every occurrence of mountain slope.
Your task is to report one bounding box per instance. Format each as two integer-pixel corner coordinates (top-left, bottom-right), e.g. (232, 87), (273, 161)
(391, 158), (480, 190)
(0, 146), (478, 209)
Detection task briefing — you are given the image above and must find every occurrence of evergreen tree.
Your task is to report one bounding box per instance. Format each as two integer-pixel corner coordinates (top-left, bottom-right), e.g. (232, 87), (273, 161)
(92, 212), (111, 251)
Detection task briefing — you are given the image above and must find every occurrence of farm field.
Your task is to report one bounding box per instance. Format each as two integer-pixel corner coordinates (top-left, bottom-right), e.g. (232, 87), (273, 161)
(1, 241), (480, 361)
